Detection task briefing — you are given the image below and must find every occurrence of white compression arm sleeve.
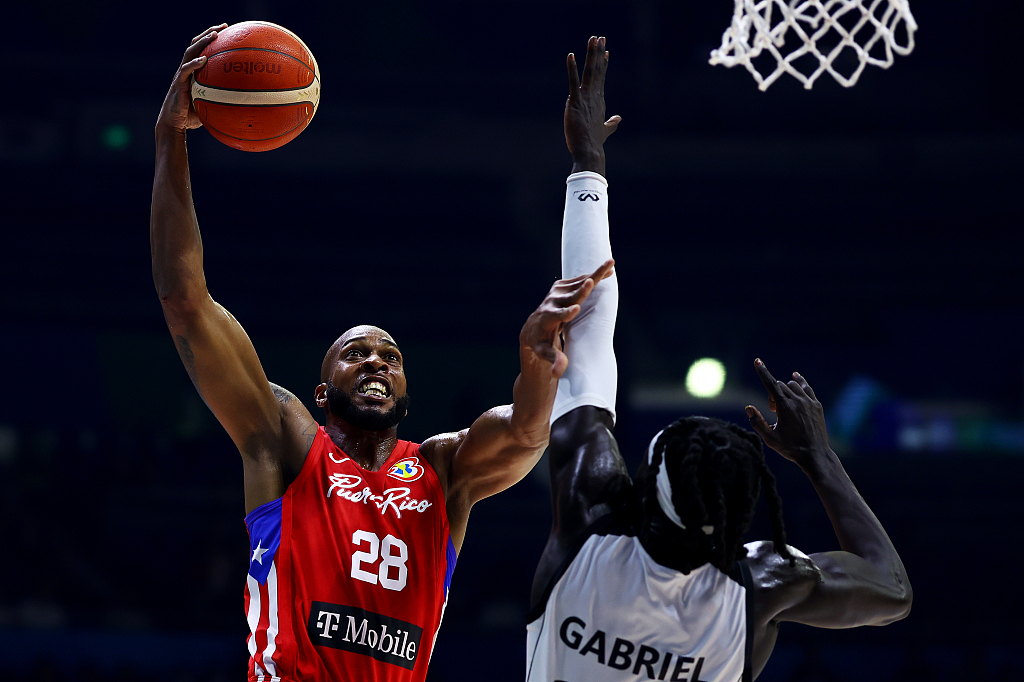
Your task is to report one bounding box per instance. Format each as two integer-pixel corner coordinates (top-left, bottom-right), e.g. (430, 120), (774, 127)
(551, 171), (619, 424)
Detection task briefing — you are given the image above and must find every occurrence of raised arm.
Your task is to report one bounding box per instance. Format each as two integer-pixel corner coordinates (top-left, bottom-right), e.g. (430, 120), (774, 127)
(151, 26), (316, 513)
(548, 36), (627, 524)
(426, 262), (614, 550)
(527, 37), (629, 606)
(745, 360), (912, 632)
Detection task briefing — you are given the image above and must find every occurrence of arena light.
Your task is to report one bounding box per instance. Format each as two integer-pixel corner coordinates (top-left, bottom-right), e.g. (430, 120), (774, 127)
(685, 358), (726, 398)
(102, 124), (132, 151)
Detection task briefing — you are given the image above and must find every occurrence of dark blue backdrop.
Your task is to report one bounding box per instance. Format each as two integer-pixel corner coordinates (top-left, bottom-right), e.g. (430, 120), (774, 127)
(2, 1), (1021, 680)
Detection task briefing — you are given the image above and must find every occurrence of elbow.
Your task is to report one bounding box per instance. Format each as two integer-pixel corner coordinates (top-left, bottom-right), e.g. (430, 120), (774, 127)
(154, 272), (209, 316)
(876, 581), (913, 626)
(158, 288), (216, 326)
(158, 288), (207, 316)
(892, 562), (913, 621)
(509, 423), (549, 452)
(152, 249), (208, 310)
(505, 406), (551, 452)
(894, 581), (913, 621)
(868, 552), (913, 625)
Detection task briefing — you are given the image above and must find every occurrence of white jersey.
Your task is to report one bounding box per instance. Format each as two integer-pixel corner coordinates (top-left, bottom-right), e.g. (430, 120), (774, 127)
(526, 530), (749, 682)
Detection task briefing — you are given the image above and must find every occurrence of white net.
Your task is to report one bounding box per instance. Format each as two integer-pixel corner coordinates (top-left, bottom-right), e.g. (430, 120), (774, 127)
(709, 0), (917, 90)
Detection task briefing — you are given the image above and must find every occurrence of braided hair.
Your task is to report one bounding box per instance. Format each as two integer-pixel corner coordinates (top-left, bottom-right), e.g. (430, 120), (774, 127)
(637, 416), (792, 574)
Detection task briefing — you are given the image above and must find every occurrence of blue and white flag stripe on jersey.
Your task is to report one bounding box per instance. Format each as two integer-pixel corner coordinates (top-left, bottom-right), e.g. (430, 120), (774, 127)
(428, 536), (459, 665)
(443, 537), (457, 598)
(246, 498), (283, 680)
(246, 498), (283, 585)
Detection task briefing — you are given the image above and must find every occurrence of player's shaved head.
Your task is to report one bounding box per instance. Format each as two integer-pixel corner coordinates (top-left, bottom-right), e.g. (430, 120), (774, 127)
(320, 325), (399, 382)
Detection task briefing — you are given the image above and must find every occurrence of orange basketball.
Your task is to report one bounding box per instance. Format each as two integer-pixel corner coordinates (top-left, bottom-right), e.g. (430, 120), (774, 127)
(190, 21), (320, 152)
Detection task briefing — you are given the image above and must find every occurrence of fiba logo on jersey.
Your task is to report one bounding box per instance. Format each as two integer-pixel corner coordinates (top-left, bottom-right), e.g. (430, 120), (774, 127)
(387, 457), (424, 482)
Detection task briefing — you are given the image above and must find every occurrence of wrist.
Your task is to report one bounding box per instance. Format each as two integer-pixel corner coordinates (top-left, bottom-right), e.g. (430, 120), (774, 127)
(155, 127), (190, 164)
(797, 446), (839, 479)
(155, 129), (188, 148)
(518, 329), (542, 363)
(571, 149), (606, 176)
(155, 124), (188, 145)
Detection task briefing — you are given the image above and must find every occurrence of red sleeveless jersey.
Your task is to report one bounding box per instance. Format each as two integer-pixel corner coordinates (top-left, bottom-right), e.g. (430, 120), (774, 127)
(243, 426), (457, 682)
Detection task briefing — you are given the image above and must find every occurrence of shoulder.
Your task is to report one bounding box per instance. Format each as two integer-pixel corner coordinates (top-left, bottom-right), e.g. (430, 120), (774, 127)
(421, 428), (469, 461)
(419, 428), (469, 491)
(268, 382), (319, 466)
(529, 511), (630, 617)
(743, 541), (821, 623)
(744, 540), (821, 585)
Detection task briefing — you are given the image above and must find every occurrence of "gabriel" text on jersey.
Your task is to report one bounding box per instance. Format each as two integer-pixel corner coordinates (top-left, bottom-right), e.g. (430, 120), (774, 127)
(559, 616), (709, 682)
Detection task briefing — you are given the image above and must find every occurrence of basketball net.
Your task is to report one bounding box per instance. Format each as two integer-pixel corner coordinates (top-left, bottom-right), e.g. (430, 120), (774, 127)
(709, 0), (917, 90)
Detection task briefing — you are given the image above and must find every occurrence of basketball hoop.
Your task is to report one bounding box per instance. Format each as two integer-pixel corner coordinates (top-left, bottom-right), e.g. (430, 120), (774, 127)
(709, 0), (917, 90)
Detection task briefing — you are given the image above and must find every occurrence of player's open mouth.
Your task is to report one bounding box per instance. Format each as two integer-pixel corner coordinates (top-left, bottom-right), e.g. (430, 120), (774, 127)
(358, 379), (390, 399)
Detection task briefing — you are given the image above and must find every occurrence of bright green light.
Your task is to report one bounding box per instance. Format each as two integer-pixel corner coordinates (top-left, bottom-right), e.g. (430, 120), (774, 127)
(685, 358), (726, 398)
(102, 124), (132, 150)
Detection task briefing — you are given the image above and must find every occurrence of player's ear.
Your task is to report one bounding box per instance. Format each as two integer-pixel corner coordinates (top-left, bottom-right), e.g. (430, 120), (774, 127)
(314, 382), (328, 408)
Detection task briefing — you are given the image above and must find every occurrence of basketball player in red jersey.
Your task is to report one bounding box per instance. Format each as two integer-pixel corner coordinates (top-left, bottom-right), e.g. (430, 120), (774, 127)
(151, 25), (613, 682)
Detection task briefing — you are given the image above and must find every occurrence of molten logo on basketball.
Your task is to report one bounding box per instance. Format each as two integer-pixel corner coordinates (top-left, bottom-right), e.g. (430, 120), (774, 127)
(387, 458), (424, 482)
(224, 61), (282, 75)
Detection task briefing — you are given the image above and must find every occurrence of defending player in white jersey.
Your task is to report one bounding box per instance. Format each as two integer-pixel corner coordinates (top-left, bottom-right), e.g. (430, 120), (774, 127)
(526, 36), (913, 682)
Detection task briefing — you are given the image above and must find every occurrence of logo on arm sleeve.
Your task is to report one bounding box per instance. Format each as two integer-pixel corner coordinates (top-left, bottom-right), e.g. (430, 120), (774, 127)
(572, 189), (604, 202)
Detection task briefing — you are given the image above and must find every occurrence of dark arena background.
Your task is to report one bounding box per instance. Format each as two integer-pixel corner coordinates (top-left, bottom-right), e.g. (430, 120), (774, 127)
(2, 1), (1022, 680)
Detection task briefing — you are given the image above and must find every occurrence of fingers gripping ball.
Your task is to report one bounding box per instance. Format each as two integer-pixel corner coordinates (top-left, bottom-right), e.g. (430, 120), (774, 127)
(190, 21), (320, 152)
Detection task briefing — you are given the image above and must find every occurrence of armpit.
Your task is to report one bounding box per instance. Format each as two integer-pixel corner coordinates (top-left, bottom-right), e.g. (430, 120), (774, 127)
(269, 382), (295, 404)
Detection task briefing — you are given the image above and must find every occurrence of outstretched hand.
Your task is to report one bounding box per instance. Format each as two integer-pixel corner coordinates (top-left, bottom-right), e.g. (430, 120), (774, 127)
(521, 259), (615, 377)
(565, 36), (621, 176)
(156, 24), (228, 134)
(745, 359), (831, 465)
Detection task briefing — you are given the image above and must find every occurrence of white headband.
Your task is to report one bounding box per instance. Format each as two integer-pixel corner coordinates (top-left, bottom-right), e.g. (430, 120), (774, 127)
(647, 430), (713, 535)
